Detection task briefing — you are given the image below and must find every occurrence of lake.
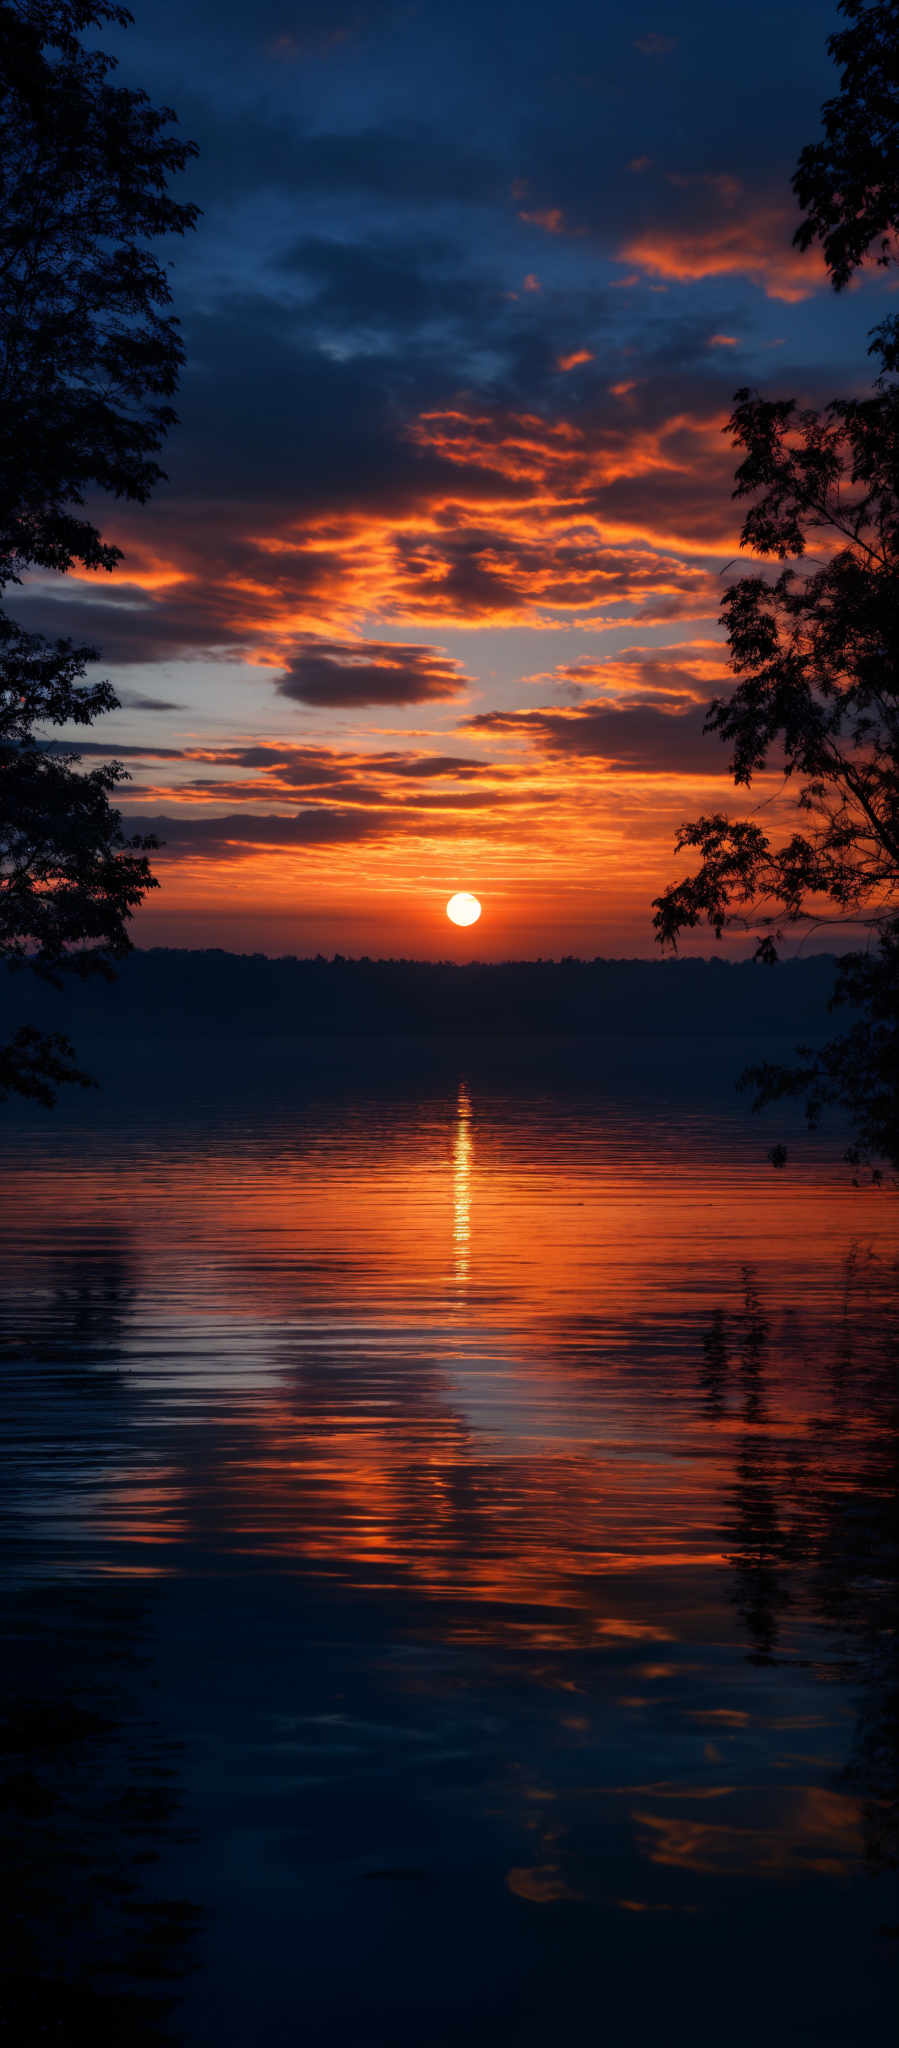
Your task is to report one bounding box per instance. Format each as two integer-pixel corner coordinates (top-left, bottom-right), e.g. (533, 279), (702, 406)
(1, 1036), (897, 2044)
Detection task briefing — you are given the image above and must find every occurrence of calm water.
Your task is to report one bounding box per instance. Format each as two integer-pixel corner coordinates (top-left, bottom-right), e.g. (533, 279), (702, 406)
(1, 1037), (897, 2044)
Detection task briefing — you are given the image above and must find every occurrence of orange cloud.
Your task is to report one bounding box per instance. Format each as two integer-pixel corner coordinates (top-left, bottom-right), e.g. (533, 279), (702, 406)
(620, 208), (828, 301)
(557, 348), (595, 371)
(276, 637), (471, 706)
(71, 547), (189, 593)
(121, 737), (533, 818)
(520, 640), (729, 705)
(465, 699), (730, 776)
(409, 399), (736, 560)
(49, 394), (734, 681)
(519, 206), (568, 234)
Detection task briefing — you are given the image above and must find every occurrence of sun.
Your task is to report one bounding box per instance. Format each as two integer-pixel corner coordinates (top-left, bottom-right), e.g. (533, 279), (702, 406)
(446, 892), (482, 927)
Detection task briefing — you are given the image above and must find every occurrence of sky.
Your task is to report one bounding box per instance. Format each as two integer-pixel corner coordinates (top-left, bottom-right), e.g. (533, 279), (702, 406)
(12, 0), (897, 958)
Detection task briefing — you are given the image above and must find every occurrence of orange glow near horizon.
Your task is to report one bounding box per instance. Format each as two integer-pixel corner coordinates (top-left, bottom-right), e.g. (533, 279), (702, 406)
(89, 373), (815, 955)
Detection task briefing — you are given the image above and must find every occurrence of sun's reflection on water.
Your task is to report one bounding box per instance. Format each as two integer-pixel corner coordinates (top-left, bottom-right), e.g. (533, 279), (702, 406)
(452, 1080), (472, 1287)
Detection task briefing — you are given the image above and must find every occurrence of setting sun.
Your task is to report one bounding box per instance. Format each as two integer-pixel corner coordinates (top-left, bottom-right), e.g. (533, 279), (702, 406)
(446, 892), (482, 927)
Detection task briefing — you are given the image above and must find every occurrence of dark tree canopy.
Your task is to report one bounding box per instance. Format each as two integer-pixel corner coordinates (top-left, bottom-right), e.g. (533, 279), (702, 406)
(653, 337), (899, 968)
(653, 337), (899, 1168)
(0, 1), (198, 583)
(0, 614), (156, 970)
(0, 2), (195, 1101)
(656, 2), (899, 1170)
(0, 613), (159, 1102)
(794, 1), (899, 291)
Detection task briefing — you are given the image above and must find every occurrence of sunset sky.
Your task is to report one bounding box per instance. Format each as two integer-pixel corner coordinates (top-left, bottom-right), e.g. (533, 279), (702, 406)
(12, 0), (895, 958)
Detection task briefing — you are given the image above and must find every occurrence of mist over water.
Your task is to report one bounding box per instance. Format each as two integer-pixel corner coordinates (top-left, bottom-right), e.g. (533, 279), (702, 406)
(2, 1038), (897, 2044)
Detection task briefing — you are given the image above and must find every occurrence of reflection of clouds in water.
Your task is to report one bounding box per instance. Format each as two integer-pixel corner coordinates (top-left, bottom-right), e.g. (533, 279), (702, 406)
(634, 1784), (863, 1878)
(506, 1863), (581, 1903)
(3, 1082), (897, 2021)
(452, 1080), (472, 1285)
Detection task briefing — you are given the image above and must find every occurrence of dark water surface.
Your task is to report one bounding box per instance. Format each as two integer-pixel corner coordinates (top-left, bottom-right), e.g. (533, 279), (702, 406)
(2, 1038), (897, 2044)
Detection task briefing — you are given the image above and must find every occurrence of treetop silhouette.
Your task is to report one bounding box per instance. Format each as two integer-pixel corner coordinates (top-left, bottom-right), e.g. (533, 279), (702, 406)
(0, 0), (198, 583)
(0, 2), (195, 1101)
(793, 0), (899, 290)
(655, 0), (899, 1169)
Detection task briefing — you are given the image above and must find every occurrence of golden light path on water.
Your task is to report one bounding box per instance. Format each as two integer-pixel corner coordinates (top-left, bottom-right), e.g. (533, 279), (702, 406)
(453, 1080), (472, 1286)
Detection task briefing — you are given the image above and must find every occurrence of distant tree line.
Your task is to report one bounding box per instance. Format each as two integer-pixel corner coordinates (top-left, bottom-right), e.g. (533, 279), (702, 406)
(1, 948), (846, 1043)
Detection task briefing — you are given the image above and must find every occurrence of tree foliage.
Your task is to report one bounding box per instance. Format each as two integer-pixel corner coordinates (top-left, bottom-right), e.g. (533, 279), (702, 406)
(0, 0), (198, 580)
(0, 3), (194, 1102)
(0, 614), (156, 972)
(654, 337), (899, 967)
(793, 1), (899, 291)
(655, 1), (899, 1169)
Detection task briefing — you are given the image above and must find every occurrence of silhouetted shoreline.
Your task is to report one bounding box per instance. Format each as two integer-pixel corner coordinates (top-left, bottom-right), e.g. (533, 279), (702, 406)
(2, 949), (849, 1042)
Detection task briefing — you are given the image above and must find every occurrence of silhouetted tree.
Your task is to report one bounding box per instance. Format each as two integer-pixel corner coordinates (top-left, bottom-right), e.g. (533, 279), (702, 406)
(0, 614), (156, 1101)
(654, 0), (899, 1169)
(0, 0), (198, 579)
(793, 0), (899, 292)
(0, 2), (196, 1101)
